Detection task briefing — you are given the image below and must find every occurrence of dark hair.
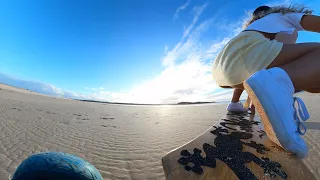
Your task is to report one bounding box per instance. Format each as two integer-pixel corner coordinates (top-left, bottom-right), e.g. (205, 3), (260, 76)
(253, 6), (271, 16)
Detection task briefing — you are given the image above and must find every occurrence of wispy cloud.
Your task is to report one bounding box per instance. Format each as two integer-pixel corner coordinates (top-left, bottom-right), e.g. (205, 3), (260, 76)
(164, 44), (169, 54)
(0, 73), (87, 99)
(173, 0), (191, 21)
(163, 3), (209, 67)
(1, 0), (297, 104)
(0, 3), (240, 104)
(182, 3), (208, 39)
(103, 2), (240, 104)
(208, 89), (248, 102)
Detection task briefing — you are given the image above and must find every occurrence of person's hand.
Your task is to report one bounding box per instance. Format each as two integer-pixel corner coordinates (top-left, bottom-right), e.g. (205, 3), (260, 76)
(275, 29), (298, 44)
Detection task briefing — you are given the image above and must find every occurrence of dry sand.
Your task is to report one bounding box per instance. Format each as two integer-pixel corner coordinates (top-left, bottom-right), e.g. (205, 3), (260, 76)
(0, 83), (319, 180)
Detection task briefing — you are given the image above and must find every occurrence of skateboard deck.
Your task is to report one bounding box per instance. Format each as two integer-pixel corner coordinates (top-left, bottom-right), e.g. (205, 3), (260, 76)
(162, 112), (315, 180)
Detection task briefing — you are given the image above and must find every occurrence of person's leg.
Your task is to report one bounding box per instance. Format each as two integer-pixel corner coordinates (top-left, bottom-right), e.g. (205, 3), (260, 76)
(267, 42), (320, 92)
(231, 89), (244, 103)
(227, 89), (249, 112)
(244, 42), (320, 158)
(250, 104), (255, 115)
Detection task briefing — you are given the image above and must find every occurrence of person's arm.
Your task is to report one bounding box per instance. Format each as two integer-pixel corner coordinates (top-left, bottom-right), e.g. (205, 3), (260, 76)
(275, 29), (298, 44)
(283, 13), (320, 33)
(300, 15), (320, 33)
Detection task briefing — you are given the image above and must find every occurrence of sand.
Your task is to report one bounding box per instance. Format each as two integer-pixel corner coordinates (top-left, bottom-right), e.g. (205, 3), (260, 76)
(0, 83), (319, 180)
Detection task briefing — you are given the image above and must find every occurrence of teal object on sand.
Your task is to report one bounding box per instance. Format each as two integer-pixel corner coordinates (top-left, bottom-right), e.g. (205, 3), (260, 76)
(11, 151), (103, 180)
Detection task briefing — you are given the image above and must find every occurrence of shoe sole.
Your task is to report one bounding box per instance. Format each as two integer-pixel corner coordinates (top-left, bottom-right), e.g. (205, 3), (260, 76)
(243, 81), (283, 148)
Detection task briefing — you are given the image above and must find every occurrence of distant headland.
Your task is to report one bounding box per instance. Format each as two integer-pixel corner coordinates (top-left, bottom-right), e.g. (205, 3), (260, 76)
(76, 99), (216, 106)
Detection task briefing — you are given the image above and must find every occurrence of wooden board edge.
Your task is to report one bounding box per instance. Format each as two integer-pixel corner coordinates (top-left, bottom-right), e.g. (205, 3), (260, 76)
(161, 126), (214, 180)
(161, 113), (317, 180)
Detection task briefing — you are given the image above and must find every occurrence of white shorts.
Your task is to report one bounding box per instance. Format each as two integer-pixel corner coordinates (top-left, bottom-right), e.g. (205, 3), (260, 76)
(212, 31), (283, 87)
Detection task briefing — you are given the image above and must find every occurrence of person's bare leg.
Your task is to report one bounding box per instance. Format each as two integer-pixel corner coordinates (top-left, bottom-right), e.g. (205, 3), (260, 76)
(231, 88), (257, 113)
(278, 49), (320, 92)
(227, 88), (248, 112)
(231, 89), (244, 103)
(267, 43), (320, 67)
(267, 43), (320, 92)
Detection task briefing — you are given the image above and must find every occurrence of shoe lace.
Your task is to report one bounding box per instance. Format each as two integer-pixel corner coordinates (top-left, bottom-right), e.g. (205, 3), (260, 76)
(293, 97), (310, 135)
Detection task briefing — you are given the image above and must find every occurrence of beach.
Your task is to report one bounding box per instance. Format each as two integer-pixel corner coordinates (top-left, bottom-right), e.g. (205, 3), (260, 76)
(0, 83), (319, 180)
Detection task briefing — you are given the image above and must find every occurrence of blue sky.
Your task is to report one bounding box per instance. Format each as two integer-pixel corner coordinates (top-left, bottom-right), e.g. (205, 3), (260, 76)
(0, 0), (320, 103)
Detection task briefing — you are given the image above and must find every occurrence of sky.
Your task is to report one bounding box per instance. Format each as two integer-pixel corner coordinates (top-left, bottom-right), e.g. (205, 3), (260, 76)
(1, 0), (320, 104)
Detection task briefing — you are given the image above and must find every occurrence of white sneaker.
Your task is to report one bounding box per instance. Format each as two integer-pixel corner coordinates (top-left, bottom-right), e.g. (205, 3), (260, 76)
(227, 102), (248, 112)
(243, 67), (309, 158)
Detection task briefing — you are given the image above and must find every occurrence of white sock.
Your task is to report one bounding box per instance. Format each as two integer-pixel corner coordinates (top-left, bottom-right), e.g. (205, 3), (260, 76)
(268, 67), (295, 94)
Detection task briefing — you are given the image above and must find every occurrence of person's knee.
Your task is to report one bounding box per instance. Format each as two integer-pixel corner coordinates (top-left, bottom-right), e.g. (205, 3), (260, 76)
(231, 84), (244, 90)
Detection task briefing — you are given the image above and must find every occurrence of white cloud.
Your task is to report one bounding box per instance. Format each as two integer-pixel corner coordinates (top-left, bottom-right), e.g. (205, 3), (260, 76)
(93, 3), (237, 104)
(126, 60), (218, 104)
(182, 3), (208, 40)
(0, 3), (239, 104)
(2, 0), (298, 104)
(208, 89), (248, 102)
(0, 73), (87, 99)
(162, 7), (210, 67)
(123, 0), (297, 104)
(204, 38), (231, 60)
(173, 0), (191, 21)
(164, 44), (169, 54)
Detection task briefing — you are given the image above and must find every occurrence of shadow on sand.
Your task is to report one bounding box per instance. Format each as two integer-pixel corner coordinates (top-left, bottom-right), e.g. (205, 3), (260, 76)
(304, 122), (320, 130)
